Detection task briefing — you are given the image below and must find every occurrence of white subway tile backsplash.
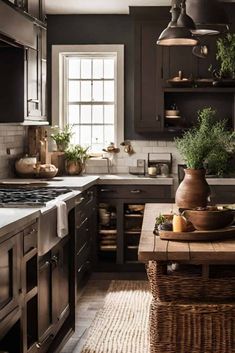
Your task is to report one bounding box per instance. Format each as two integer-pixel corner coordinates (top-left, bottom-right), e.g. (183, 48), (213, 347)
(0, 124), (27, 178)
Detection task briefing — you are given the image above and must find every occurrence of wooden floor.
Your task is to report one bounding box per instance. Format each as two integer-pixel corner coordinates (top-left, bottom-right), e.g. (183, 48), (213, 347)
(61, 273), (146, 353)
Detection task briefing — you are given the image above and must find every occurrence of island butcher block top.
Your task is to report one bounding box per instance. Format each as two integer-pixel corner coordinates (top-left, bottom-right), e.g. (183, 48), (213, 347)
(138, 203), (235, 263)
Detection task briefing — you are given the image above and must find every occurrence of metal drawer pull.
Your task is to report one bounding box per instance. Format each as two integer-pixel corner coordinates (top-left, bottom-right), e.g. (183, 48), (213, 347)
(28, 99), (39, 104)
(50, 255), (58, 266)
(40, 260), (50, 270)
(78, 261), (91, 273)
(36, 334), (54, 348)
(75, 197), (85, 205)
(100, 188), (115, 192)
(27, 228), (36, 235)
(130, 189), (141, 194)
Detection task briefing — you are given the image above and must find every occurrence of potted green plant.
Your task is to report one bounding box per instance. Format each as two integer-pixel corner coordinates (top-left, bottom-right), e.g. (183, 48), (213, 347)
(209, 33), (235, 84)
(65, 145), (90, 175)
(51, 125), (74, 152)
(175, 107), (235, 208)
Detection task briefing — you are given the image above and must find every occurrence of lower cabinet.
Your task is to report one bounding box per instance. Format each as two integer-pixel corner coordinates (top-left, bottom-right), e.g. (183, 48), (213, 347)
(96, 184), (173, 271)
(38, 237), (70, 351)
(76, 187), (97, 288)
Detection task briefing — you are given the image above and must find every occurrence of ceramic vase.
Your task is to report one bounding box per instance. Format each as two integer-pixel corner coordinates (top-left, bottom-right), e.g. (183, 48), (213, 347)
(175, 168), (210, 209)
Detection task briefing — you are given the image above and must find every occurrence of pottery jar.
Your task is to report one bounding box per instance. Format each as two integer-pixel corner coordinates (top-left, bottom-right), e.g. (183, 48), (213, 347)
(175, 168), (210, 209)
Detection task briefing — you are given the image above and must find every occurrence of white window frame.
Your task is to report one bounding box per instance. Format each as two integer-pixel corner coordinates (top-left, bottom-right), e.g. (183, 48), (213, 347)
(51, 44), (124, 147)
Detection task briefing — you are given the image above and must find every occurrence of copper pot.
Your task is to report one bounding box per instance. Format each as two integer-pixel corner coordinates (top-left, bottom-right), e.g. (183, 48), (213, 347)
(175, 168), (210, 209)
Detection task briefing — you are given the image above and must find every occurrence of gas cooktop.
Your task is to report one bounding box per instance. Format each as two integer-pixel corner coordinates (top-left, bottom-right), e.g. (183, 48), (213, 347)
(0, 187), (72, 207)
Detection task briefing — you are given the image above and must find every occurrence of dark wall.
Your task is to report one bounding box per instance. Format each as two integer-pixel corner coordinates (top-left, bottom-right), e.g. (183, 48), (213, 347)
(47, 14), (143, 140)
(47, 4), (235, 140)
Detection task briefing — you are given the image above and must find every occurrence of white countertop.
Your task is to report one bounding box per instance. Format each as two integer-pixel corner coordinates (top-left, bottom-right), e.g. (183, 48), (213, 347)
(0, 208), (40, 238)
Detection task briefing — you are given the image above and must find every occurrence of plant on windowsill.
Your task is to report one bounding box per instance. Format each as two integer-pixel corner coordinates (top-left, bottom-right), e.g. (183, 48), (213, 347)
(175, 107), (235, 209)
(64, 145), (90, 175)
(51, 125), (74, 152)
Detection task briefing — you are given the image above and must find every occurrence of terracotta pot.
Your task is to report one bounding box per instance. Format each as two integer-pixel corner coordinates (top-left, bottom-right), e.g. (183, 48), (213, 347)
(175, 168), (210, 209)
(66, 160), (83, 175)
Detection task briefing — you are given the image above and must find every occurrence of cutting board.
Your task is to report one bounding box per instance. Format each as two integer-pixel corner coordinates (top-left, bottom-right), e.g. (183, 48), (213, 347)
(159, 227), (235, 242)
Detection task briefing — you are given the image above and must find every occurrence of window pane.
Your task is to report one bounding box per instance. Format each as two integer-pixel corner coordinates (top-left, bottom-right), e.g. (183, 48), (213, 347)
(81, 81), (91, 101)
(81, 59), (91, 79)
(92, 143), (103, 152)
(71, 125), (80, 144)
(93, 81), (103, 101)
(104, 105), (114, 124)
(93, 59), (103, 79)
(68, 105), (79, 124)
(104, 59), (114, 78)
(104, 125), (114, 144)
(80, 125), (91, 147)
(104, 81), (114, 101)
(81, 105), (91, 124)
(68, 81), (80, 102)
(92, 125), (103, 144)
(93, 105), (103, 124)
(68, 58), (80, 78)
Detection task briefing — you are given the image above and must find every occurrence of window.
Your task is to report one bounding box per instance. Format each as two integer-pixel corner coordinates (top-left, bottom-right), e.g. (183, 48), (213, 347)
(52, 45), (124, 152)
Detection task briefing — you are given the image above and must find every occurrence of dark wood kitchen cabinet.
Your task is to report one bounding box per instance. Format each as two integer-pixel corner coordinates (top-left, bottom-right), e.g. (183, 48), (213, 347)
(76, 187), (97, 287)
(38, 237), (70, 351)
(25, 26), (47, 122)
(134, 21), (166, 133)
(0, 232), (21, 331)
(96, 184), (173, 271)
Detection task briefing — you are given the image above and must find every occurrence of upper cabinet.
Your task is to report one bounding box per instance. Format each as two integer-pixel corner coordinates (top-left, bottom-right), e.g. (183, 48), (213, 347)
(0, 0), (47, 124)
(132, 6), (235, 138)
(134, 21), (166, 133)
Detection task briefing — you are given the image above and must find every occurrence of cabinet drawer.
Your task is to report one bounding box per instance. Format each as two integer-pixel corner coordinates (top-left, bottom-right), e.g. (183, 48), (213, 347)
(76, 218), (90, 253)
(76, 188), (96, 226)
(98, 185), (171, 199)
(23, 222), (37, 254)
(77, 241), (91, 270)
(77, 260), (91, 286)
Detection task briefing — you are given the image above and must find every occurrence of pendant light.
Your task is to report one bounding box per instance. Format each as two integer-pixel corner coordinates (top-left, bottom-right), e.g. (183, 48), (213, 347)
(157, 4), (198, 46)
(187, 0), (229, 35)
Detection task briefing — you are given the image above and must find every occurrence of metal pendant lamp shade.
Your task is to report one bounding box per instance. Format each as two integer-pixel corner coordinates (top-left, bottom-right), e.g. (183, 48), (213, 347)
(187, 0), (229, 35)
(157, 5), (198, 46)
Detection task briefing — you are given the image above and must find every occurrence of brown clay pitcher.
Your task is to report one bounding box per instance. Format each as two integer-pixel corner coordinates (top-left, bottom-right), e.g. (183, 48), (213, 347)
(175, 168), (210, 209)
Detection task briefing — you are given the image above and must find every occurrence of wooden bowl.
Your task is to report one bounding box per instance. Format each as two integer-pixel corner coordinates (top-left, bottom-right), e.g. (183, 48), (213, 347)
(183, 209), (234, 231)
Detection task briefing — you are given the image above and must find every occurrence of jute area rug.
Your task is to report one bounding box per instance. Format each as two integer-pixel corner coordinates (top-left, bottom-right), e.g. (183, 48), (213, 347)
(81, 280), (151, 353)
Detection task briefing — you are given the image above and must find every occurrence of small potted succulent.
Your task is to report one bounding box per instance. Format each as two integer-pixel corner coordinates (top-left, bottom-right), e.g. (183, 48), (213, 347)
(65, 145), (90, 175)
(51, 125), (74, 152)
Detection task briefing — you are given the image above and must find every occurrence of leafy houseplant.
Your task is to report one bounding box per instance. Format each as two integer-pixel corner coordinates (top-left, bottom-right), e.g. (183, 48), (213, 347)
(64, 145), (90, 175)
(175, 107), (235, 208)
(216, 33), (235, 79)
(51, 125), (74, 152)
(209, 33), (235, 80)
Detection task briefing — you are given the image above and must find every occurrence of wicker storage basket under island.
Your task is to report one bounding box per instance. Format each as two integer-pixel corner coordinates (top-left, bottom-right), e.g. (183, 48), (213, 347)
(147, 261), (235, 353)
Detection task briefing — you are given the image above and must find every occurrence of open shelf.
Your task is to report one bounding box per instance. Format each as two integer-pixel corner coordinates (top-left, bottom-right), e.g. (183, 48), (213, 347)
(163, 87), (235, 93)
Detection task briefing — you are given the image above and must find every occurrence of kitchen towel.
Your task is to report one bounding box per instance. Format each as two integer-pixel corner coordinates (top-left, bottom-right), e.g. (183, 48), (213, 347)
(56, 200), (68, 238)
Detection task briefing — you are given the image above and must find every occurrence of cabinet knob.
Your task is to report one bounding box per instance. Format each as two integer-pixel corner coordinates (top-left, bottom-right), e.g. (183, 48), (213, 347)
(50, 255), (58, 266)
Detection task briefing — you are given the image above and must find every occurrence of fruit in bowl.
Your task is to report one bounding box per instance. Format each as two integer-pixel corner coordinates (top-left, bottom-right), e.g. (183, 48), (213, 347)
(183, 207), (234, 231)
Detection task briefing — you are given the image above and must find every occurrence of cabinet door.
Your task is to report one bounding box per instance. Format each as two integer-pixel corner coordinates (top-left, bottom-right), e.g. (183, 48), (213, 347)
(40, 28), (47, 118)
(134, 21), (166, 132)
(38, 254), (53, 340)
(0, 233), (21, 322)
(51, 239), (70, 323)
(26, 45), (41, 118)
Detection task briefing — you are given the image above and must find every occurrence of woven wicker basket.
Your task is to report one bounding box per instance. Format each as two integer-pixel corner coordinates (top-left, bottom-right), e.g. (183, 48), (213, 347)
(147, 261), (235, 302)
(149, 299), (235, 353)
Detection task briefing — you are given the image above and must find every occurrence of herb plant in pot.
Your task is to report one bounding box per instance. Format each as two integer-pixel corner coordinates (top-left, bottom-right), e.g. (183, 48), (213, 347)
(65, 145), (90, 175)
(175, 107), (235, 209)
(51, 125), (74, 152)
(210, 33), (235, 85)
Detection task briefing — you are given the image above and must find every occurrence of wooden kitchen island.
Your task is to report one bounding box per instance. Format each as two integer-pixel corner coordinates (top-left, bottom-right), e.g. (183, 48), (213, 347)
(139, 204), (235, 353)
